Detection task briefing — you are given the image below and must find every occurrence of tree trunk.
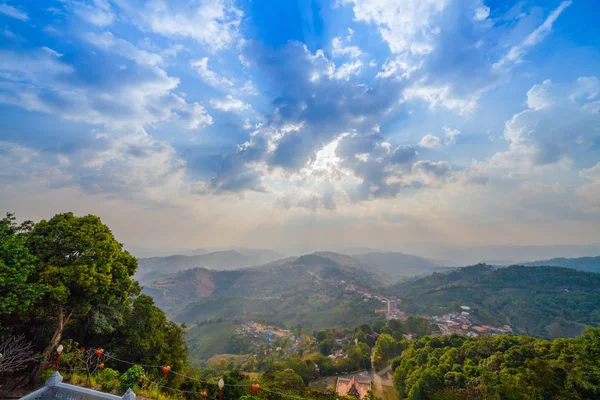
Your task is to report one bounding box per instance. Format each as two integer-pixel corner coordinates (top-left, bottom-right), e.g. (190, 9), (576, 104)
(42, 307), (73, 358)
(30, 307), (74, 385)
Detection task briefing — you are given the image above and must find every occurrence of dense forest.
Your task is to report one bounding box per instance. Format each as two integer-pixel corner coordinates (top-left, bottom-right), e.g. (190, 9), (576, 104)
(390, 329), (600, 399)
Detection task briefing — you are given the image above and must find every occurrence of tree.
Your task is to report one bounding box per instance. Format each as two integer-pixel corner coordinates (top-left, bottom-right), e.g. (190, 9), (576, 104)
(0, 213), (44, 320)
(116, 295), (188, 387)
(318, 339), (334, 356)
(347, 343), (372, 371)
(374, 334), (398, 370)
(26, 213), (139, 360)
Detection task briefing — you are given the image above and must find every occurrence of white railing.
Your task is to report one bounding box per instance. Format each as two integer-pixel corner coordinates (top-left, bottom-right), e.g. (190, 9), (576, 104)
(19, 372), (135, 400)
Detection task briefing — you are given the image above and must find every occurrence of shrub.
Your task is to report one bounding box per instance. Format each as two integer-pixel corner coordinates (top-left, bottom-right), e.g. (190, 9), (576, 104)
(119, 365), (145, 393)
(96, 368), (119, 392)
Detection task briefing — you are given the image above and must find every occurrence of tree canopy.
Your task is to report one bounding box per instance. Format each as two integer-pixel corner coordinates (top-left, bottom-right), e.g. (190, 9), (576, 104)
(27, 213), (139, 356)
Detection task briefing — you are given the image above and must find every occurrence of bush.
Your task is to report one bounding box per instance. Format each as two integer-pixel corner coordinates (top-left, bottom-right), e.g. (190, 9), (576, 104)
(96, 368), (119, 392)
(119, 365), (145, 393)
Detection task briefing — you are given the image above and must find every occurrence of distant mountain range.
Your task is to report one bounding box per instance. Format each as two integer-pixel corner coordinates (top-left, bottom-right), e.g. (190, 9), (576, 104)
(518, 256), (600, 273)
(355, 252), (453, 280)
(135, 249), (284, 283)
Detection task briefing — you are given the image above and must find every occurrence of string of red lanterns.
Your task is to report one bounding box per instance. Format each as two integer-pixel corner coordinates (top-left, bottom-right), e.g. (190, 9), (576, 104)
(88, 348), (269, 399)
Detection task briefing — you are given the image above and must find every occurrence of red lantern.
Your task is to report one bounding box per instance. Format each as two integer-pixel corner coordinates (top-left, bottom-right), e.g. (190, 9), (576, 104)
(200, 391), (207, 399)
(162, 365), (171, 376)
(99, 363), (105, 370)
(252, 383), (260, 395)
(95, 348), (104, 357)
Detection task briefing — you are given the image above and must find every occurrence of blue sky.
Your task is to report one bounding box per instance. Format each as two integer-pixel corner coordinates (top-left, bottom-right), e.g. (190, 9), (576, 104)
(0, 0), (599, 253)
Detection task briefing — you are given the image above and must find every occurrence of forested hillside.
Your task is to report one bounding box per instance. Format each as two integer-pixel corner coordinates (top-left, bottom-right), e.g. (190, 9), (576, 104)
(390, 264), (600, 338)
(143, 253), (388, 314)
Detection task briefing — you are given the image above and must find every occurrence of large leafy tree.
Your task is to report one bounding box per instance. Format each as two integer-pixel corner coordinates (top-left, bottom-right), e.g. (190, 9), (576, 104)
(0, 213), (44, 320)
(27, 213), (138, 358)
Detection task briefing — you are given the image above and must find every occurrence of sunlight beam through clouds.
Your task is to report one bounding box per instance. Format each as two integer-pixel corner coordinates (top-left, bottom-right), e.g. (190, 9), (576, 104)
(0, 0), (599, 249)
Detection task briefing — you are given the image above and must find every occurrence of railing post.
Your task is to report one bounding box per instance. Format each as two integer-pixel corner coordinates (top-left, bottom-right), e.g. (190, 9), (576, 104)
(45, 371), (63, 387)
(121, 388), (136, 400)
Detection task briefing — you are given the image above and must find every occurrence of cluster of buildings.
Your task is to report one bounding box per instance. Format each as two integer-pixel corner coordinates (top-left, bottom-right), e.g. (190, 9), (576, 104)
(429, 307), (513, 337)
(234, 321), (298, 344)
(375, 298), (406, 321)
(345, 284), (403, 318)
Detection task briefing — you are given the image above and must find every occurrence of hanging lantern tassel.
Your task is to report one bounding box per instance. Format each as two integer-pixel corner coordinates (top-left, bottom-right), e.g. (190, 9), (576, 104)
(95, 348), (105, 357)
(98, 363), (105, 370)
(252, 383), (260, 395)
(162, 366), (171, 376)
(200, 391), (207, 399)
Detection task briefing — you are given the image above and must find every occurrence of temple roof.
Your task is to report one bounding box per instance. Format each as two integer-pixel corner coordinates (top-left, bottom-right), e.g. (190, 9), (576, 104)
(336, 376), (371, 399)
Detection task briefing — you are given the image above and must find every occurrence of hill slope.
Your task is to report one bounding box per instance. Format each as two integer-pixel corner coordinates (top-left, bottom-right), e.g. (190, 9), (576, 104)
(143, 253), (389, 327)
(389, 264), (600, 339)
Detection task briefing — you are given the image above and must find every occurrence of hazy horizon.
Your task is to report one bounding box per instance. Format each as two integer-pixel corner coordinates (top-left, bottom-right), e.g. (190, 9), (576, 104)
(125, 242), (600, 266)
(1, 0), (599, 256)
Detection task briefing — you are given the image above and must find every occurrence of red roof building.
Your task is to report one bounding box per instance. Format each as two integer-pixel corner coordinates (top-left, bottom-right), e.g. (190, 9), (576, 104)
(336, 376), (371, 399)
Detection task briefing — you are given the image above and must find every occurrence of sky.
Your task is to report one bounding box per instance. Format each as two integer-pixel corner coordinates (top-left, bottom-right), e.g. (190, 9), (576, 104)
(0, 0), (599, 255)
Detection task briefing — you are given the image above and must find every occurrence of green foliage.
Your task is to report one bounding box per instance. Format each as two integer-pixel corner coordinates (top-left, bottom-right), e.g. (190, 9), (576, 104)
(116, 295), (188, 388)
(374, 334), (399, 369)
(0, 213), (44, 318)
(391, 328), (600, 399)
(96, 368), (119, 392)
(119, 365), (145, 393)
(347, 342), (372, 370)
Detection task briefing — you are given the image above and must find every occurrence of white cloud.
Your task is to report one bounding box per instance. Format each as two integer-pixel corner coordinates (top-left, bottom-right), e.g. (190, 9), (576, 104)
(403, 84), (481, 114)
(503, 77), (600, 166)
(190, 57), (234, 87)
(240, 80), (259, 96)
(331, 37), (364, 59)
(0, 3), (28, 21)
(474, 5), (490, 21)
(0, 140), (38, 164)
(116, 0), (242, 51)
(418, 134), (442, 149)
(342, 0), (449, 55)
(72, 0), (115, 26)
(210, 95), (251, 112)
(331, 60), (363, 80)
(0, 47), (212, 130)
(493, 1), (572, 72)
(443, 126), (461, 145)
(79, 127), (186, 194)
(83, 32), (164, 66)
